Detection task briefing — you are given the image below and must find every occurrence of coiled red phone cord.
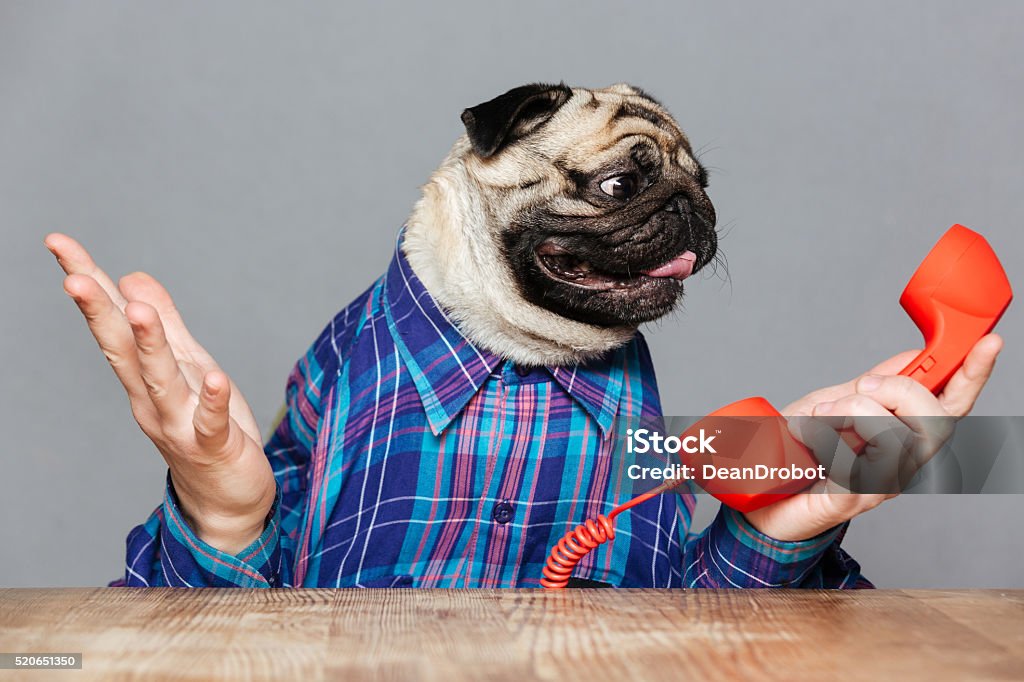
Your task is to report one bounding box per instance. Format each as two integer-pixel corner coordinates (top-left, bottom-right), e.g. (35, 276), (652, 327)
(540, 480), (677, 589)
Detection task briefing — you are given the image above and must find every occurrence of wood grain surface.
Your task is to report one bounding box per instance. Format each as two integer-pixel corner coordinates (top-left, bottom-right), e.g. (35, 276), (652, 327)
(0, 589), (1021, 681)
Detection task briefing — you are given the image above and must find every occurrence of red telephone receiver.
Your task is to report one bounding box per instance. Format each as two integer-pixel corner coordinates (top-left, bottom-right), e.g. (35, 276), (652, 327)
(896, 225), (1013, 392)
(698, 224), (1012, 513)
(541, 225), (1012, 588)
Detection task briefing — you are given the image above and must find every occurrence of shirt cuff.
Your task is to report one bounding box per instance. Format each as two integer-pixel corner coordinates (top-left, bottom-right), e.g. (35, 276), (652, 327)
(161, 472), (283, 587)
(703, 505), (846, 587)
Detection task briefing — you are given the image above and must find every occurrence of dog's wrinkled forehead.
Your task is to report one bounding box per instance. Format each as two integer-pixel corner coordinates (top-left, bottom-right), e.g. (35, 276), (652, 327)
(460, 82), (705, 186)
(541, 85), (698, 173)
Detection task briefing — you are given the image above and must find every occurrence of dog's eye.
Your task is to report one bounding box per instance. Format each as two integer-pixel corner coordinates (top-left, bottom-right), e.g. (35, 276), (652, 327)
(599, 174), (639, 200)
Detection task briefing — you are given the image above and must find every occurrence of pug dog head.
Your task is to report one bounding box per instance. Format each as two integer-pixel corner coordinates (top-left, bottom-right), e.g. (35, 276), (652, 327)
(403, 83), (718, 366)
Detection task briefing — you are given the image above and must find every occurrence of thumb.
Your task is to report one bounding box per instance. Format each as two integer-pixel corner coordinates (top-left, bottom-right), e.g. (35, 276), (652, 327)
(863, 349), (924, 378)
(193, 371), (232, 452)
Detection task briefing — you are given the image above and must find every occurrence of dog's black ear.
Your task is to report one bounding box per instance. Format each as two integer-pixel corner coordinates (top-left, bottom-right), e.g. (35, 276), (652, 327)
(461, 83), (573, 158)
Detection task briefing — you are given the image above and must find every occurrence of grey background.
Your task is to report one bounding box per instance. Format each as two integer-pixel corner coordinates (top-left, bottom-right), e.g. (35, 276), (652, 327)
(1, 1), (1021, 588)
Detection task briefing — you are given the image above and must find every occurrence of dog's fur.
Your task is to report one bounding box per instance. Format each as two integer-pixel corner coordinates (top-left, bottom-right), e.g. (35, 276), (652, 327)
(403, 83), (717, 367)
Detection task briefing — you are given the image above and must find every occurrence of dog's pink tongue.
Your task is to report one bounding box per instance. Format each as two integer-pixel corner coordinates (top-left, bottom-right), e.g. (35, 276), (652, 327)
(642, 251), (697, 279)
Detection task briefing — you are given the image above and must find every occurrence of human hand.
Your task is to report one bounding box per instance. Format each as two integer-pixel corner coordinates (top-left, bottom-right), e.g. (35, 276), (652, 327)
(45, 234), (276, 554)
(742, 335), (1003, 541)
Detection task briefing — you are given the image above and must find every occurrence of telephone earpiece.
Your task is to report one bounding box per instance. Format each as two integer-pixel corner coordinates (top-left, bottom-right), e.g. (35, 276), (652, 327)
(896, 225), (1012, 393)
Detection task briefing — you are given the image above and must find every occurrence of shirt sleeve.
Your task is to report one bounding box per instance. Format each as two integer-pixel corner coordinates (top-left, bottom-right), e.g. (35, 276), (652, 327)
(115, 330), (333, 588)
(680, 504), (872, 588)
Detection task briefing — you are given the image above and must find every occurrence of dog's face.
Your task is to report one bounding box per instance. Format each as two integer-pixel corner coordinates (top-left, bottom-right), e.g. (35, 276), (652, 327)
(460, 83), (717, 328)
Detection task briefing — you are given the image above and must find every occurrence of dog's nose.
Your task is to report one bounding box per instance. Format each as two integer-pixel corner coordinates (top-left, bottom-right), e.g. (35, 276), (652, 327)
(662, 194), (690, 214)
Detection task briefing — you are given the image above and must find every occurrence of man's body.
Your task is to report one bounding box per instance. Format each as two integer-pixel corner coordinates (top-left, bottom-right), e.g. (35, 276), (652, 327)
(114, 236), (869, 588)
(44, 84), (1002, 587)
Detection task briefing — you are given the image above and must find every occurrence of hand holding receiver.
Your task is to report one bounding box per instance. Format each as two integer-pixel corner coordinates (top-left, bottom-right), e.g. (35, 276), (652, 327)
(45, 234), (277, 555)
(742, 334), (1001, 541)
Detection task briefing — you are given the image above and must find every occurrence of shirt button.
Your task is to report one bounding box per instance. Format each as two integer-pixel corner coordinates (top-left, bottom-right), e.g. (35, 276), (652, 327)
(514, 364), (533, 378)
(492, 502), (514, 525)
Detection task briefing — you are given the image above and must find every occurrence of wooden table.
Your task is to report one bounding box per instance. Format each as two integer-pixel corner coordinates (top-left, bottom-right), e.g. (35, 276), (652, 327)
(0, 589), (1021, 681)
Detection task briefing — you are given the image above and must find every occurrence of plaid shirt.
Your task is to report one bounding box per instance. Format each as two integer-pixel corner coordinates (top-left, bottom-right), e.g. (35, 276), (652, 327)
(118, 233), (868, 588)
